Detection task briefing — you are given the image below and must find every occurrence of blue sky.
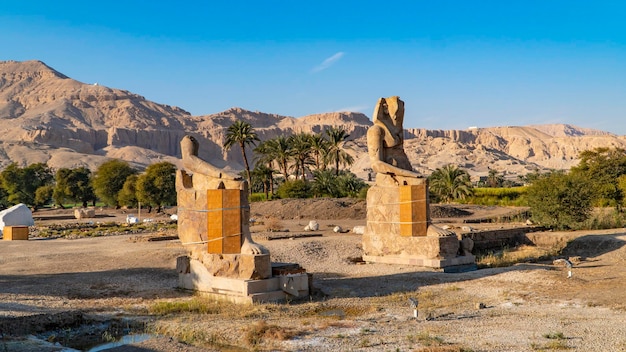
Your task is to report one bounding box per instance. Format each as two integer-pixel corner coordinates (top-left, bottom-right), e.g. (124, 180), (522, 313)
(2, 1), (626, 135)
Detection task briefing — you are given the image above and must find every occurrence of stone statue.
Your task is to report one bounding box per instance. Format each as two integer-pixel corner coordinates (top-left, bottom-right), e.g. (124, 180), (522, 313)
(367, 96), (423, 185)
(179, 135), (267, 255)
(362, 96), (474, 270)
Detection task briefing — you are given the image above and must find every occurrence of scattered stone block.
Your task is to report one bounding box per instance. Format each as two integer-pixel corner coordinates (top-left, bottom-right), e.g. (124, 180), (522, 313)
(304, 220), (319, 231)
(74, 208), (95, 219)
(3, 226), (29, 240)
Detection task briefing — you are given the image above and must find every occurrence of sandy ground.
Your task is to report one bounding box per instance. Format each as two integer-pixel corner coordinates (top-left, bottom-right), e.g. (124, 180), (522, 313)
(1, 200), (626, 351)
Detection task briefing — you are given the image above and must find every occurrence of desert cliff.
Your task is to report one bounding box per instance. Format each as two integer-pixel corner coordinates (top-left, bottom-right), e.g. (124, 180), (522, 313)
(1, 60), (625, 179)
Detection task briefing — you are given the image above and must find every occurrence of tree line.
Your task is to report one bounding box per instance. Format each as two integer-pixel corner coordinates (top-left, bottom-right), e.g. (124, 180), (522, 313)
(224, 121), (366, 199)
(0, 160), (176, 212)
(2, 118), (625, 231)
(426, 147), (626, 230)
(0, 122), (365, 211)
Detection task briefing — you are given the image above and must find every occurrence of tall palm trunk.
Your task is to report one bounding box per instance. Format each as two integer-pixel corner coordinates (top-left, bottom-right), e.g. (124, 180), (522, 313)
(240, 141), (252, 193)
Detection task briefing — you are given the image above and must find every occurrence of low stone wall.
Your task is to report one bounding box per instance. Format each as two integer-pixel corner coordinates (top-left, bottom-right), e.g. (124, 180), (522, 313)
(464, 226), (545, 251)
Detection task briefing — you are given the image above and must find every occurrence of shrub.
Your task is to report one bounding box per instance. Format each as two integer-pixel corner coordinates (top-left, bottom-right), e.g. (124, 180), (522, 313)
(276, 179), (311, 199)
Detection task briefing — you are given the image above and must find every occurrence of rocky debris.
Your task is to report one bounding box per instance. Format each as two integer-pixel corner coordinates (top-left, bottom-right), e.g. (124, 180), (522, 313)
(74, 208), (95, 219)
(430, 205), (473, 218)
(352, 225), (365, 235)
(304, 220), (319, 231)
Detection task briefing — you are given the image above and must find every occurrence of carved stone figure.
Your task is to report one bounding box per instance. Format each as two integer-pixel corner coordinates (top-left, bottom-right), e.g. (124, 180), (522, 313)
(175, 136), (310, 301)
(367, 96), (422, 181)
(362, 96), (475, 269)
(178, 135), (267, 257)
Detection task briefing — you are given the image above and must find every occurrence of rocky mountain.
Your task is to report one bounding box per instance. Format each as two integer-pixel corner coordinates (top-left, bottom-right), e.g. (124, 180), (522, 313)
(2, 60), (626, 181)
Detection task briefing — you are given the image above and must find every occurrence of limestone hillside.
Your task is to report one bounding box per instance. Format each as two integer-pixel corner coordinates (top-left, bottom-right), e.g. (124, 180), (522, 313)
(2, 60), (625, 180)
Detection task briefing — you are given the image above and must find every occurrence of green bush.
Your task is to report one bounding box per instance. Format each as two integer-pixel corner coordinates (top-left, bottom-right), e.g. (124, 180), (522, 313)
(465, 186), (528, 206)
(526, 171), (593, 230)
(276, 180), (311, 199)
(249, 193), (268, 202)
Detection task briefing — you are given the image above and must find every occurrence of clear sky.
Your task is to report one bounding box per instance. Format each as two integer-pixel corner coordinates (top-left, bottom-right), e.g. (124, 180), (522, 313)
(2, 1), (626, 135)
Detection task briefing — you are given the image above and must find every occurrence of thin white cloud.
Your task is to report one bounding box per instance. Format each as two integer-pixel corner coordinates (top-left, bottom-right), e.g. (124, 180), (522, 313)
(335, 105), (369, 113)
(311, 52), (345, 73)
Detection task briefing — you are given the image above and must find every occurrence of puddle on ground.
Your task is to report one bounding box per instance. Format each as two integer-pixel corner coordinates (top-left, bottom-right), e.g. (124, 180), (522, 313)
(87, 333), (155, 351)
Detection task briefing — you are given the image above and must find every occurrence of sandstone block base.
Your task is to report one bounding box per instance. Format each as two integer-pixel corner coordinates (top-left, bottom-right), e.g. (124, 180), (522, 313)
(199, 253), (271, 280)
(3, 226), (29, 240)
(363, 181), (475, 269)
(177, 257), (310, 303)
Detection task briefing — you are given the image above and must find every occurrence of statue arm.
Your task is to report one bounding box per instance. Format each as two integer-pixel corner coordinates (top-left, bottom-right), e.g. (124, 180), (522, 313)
(182, 153), (242, 180)
(367, 126), (421, 178)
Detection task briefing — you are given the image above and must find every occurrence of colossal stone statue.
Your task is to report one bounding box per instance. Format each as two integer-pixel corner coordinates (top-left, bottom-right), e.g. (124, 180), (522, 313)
(362, 96), (475, 270)
(178, 135), (267, 257)
(367, 96), (422, 181)
(175, 135), (310, 302)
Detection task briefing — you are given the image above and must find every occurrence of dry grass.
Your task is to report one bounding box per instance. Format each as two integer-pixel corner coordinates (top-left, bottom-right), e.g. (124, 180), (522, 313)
(477, 244), (560, 268)
(244, 320), (301, 347)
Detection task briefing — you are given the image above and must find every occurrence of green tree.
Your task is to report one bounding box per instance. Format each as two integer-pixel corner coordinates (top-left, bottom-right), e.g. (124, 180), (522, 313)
(485, 169), (504, 188)
(309, 133), (330, 171)
(618, 175), (626, 208)
(0, 186), (8, 210)
(259, 136), (293, 182)
(92, 160), (136, 207)
(429, 164), (474, 203)
(34, 185), (53, 209)
(337, 171), (368, 197)
(253, 140), (278, 195)
(251, 164), (274, 200)
(311, 170), (341, 198)
(117, 174), (139, 208)
(0, 163), (53, 208)
(570, 147), (626, 206)
(526, 171), (593, 230)
(276, 179), (311, 199)
(136, 162), (177, 213)
(224, 121), (260, 192)
(53, 167), (95, 207)
(325, 126), (354, 176)
(289, 133), (313, 179)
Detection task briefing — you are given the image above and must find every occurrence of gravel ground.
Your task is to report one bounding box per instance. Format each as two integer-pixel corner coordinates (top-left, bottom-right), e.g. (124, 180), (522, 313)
(1, 203), (625, 351)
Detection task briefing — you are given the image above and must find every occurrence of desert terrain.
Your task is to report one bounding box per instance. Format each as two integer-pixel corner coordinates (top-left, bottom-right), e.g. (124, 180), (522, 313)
(3, 60), (626, 182)
(1, 199), (625, 351)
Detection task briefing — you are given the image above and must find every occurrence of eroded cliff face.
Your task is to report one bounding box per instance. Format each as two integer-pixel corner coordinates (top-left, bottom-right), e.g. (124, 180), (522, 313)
(2, 60), (626, 177)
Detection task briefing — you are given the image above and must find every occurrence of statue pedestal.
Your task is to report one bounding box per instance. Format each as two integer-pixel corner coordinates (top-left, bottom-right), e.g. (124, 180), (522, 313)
(362, 179), (475, 270)
(177, 256), (310, 303)
(176, 169), (309, 302)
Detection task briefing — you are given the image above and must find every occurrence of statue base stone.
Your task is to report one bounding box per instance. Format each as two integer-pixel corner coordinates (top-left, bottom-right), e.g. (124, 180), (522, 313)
(177, 255), (310, 304)
(363, 182), (475, 271)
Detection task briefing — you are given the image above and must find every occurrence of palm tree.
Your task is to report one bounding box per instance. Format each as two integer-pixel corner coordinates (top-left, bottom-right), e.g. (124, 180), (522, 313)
(309, 133), (330, 171)
(428, 164), (474, 203)
(251, 164), (274, 200)
(486, 169), (504, 188)
(325, 126), (354, 176)
(223, 121), (259, 190)
(254, 140), (277, 195)
(311, 169), (341, 198)
(289, 133), (314, 179)
(262, 136), (293, 182)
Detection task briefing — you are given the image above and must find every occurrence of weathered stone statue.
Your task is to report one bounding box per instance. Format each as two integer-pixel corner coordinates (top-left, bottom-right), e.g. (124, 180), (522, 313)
(179, 135), (267, 256)
(367, 96), (422, 182)
(362, 96), (475, 270)
(175, 135), (310, 302)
